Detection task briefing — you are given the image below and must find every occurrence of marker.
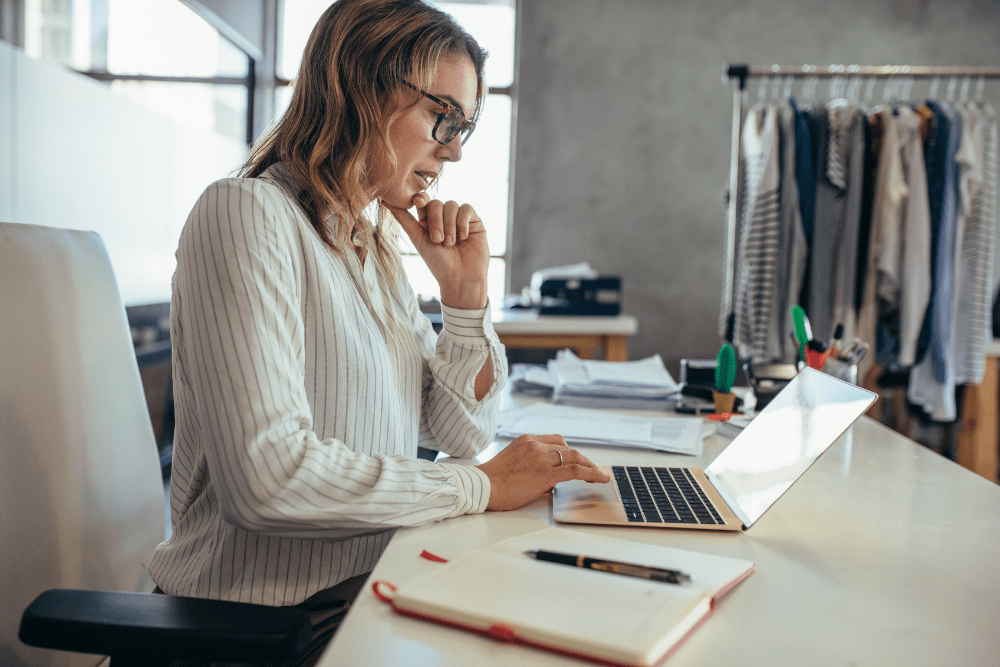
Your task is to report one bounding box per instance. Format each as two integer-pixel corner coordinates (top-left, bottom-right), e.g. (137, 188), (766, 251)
(830, 323), (844, 358)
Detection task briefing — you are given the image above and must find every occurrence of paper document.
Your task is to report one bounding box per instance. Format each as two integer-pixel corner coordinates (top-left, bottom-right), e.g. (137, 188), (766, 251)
(512, 416), (654, 448)
(582, 356), (679, 389)
(547, 350), (680, 410)
(498, 403), (704, 456)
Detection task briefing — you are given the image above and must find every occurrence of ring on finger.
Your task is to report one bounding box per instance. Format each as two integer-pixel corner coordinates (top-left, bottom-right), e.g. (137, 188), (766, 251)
(557, 449), (565, 466)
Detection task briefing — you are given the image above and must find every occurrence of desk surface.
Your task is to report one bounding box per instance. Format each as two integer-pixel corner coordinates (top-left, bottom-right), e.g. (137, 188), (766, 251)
(323, 398), (1000, 667)
(492, 310), (638, 336)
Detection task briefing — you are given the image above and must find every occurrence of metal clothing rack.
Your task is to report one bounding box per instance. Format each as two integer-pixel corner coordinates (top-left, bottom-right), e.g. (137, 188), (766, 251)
(719, 62), (1000, 343)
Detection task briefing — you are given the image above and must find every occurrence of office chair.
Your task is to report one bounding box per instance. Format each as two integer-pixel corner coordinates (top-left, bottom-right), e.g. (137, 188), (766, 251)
(0, 222), (311, 667)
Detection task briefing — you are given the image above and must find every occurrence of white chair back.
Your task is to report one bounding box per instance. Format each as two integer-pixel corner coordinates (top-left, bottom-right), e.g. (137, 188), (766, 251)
(0, 222), (166, 667)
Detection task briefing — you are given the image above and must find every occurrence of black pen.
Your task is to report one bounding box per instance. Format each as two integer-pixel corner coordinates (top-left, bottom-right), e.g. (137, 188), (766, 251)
(524, 549), (691, 584)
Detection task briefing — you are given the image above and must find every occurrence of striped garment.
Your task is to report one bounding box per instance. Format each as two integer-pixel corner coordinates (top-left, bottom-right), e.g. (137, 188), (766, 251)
(147, 163), (506, 606)
(954, 102), (997, 385)
(733, 104), (782, 362)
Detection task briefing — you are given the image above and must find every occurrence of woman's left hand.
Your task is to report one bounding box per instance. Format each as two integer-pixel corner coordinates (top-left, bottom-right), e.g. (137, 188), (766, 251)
(383, 192), (490, 309)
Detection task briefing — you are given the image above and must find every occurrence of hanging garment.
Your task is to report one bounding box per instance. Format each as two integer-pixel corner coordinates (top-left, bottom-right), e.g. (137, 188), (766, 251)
(789, 98), (817, 241)
(855, 109), (891, 384)
(913, 101), (952, 365)
(908, 103), (967, 421)
(853, 107), (880, 315)
(732, 104), (782, 361)
(953, 102), (996, 386)
(776, 102), (809, 363)
(808, 100), (866, 343)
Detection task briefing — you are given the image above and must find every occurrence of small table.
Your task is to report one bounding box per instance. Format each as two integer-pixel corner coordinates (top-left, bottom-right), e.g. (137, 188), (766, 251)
(491, 310), (638, 361)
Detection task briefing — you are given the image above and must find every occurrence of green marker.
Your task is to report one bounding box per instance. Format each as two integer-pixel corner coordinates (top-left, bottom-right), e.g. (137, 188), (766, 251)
(791, 305), (811, 363)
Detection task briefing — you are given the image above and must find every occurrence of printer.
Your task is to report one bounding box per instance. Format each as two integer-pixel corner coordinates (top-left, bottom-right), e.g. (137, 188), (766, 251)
(519, 262), (622, 316)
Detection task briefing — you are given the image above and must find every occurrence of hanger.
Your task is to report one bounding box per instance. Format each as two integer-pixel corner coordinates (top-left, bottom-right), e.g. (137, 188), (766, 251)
(960, 76), (970, 103)
(845, 76), (862, 102)
(803, 74), (818, 101)
(929, 76), (941, 99)
(946, 75), (957, 101)
(881, 76), (895, 102)
(864, 76), (877, 102)
(975, 76), (985, 103)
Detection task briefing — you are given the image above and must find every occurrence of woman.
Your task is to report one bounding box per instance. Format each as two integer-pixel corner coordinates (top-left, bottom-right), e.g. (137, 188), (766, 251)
(148, 0), (608, 660)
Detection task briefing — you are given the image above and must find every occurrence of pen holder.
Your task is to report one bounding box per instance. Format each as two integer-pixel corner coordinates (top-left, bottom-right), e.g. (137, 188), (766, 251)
(824, 357), (858, 385)
(712, 390), (736, 414)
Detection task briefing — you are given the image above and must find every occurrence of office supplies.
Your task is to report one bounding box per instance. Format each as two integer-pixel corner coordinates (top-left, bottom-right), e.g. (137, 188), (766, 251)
(791, 305), (811, 362)
(372, 527), (754, 667)
(497, 403), (705, 456)
(523, 549), (692, 584)
(714, 413), (754, 439)
(679, 358), (717, 387)
(553, 367), (876, 530)
(547, 349), (680, 410)
(805, 339), (829, 370)
(829, 323), (844, 358)
(523, 263), (623, 315)
(674, 382), (744, 414)
(538, 276), (622, 316)
(743, 361), (797, 408)
(508, 364), (555, 397)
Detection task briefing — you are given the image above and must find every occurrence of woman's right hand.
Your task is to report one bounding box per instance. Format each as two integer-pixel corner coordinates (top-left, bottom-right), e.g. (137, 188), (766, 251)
(476, 434), (610, 511)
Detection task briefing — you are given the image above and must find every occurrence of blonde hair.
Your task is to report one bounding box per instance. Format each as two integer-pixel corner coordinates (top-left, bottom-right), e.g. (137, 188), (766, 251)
(242, 0), (487, 277)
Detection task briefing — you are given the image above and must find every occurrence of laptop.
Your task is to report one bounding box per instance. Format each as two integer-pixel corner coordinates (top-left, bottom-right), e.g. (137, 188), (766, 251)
(552, 367), (876, 531)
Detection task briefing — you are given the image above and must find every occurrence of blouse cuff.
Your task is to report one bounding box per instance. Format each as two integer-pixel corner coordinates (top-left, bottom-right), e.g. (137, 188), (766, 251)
(440, 301), (495, 344)
(439, 463), (491, 516)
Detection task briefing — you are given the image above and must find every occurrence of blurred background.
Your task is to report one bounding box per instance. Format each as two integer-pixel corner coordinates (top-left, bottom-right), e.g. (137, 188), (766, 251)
(2, 0), (999, 373)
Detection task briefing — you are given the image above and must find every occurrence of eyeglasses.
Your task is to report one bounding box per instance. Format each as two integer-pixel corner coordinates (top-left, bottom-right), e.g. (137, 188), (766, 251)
(400, 80), (476, 146)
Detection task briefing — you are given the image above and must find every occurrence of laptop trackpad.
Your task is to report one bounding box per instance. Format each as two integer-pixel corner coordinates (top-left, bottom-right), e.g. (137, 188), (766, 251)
(553, 468), (625, 524)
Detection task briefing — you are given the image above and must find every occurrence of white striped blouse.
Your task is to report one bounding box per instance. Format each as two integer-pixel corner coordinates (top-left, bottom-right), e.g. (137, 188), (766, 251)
(147, 164), (506, 606)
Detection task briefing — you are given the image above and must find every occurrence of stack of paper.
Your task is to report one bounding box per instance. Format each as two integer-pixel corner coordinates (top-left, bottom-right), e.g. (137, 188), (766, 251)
(497, 403), (704, 456)
(508, 364), (555, 397)
(548, 350), (680, 410)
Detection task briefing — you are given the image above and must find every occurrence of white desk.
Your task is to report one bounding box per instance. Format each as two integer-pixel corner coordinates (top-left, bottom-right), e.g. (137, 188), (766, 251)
(491, 310), (638, 361)
(322, 399), (1000, 666)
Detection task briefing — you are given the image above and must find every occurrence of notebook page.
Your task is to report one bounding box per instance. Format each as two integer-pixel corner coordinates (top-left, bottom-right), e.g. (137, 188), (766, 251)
(490, 526), (756, 597)
(394, 549), (705, 665)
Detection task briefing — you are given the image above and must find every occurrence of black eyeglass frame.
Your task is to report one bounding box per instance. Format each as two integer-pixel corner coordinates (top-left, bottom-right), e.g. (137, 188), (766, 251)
(400, 80), (477, 146)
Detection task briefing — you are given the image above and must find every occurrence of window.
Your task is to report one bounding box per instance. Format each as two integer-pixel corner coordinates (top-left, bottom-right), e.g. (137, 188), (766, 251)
(22, 0), (255, 144)
(278, 0), (516, 306)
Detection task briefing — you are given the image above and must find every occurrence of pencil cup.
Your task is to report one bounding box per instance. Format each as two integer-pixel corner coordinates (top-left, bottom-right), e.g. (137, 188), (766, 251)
(712, 390), (736, 414)
(824, 357), (858, 385)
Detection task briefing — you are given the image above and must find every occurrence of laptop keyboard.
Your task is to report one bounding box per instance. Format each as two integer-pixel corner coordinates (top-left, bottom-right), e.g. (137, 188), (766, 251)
(612, 466), (724, 525)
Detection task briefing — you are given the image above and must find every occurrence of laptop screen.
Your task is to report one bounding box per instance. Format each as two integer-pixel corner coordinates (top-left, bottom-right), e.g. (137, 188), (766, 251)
(706, 368), (876, 528)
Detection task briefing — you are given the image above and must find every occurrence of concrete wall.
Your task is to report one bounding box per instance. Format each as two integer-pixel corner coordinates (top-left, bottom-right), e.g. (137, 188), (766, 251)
(511, 0), (1000, 373)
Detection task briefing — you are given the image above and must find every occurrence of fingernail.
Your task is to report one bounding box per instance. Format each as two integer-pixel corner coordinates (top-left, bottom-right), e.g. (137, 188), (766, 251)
(432, 231), (443, 243)
(446, 235), (455, 246)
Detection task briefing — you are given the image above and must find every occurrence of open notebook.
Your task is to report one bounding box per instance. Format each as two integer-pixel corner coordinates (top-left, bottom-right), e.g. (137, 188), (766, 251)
(553, 367), (876, 531)
(374, 527), (754, 667)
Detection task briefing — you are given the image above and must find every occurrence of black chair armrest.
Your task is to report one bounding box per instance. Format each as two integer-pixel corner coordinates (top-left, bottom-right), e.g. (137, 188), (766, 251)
(20, 589), (311, 666)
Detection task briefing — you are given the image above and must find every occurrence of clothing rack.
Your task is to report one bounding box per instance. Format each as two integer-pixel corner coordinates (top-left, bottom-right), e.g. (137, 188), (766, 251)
(719, 63), (1000, 343)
